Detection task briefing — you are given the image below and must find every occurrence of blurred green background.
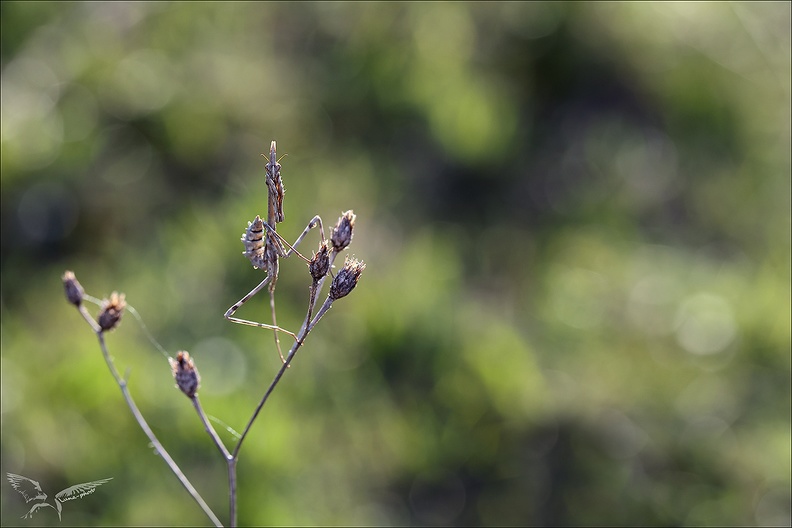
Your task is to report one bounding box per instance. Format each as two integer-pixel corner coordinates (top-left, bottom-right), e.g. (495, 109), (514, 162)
(1, 2), (790, 526)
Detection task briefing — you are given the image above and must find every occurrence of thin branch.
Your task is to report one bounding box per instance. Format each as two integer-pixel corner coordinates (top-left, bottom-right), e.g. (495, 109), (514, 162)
(228, 459), (238, 528)
(94, 332), (223, 527)
(192, 397), (232, 460)
(192, 396), (235, 527)
(232, 297), (335, 459)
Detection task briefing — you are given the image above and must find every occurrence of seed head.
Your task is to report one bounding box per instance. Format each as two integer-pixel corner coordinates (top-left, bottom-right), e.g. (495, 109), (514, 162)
(169, 351), (200, 398)
(62, 270), (84, 307)
(97, 292), (126, 332)
(329, 256), (366, 300)
(309, 240), (331, 282)
(330, 210), (356, 252)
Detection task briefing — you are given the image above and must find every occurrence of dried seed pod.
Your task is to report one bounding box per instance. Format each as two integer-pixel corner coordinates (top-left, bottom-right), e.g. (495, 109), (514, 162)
(169, 351), (200, 398)
(97, 292), (126, 332)
(329, 256), (366, 300)
(330, 210), (356, 252)
(62, 270), (84, 307)
(309, 240), (331, 282)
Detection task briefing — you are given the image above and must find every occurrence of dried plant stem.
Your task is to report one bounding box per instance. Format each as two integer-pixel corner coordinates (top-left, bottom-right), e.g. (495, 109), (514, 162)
(231, 296), (335, 460)
(191, 397), (232, 460)
(228, 459), (238, 528)
(235, 254), (364, 458)
(191, 397), (235, 526)
(225, 256), (359, 524)
(76, 305), (223, 527)
(217, 299), (336, 526)
(302, 252), (339, 335)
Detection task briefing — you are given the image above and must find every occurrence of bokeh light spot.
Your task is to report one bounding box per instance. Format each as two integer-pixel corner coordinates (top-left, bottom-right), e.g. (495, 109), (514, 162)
(674, 293), (737, 355)
(190, 337), (248, 395)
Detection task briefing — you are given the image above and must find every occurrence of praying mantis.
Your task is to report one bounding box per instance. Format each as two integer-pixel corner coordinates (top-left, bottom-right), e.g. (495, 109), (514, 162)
(224, 140), (342, 363)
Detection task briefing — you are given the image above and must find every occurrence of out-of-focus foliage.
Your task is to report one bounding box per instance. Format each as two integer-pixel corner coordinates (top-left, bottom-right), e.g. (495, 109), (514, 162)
(1, 2), (789, 526)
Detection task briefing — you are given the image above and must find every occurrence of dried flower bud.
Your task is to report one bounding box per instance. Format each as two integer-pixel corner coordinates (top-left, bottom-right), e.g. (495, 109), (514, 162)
(169, 351), (200, 398)
(309, 240), (331, 282)
(330, 210), (356, 252)
(97, 292), (126, 332)
(329, 256), (366, 300)
(62, 270), (84, 306)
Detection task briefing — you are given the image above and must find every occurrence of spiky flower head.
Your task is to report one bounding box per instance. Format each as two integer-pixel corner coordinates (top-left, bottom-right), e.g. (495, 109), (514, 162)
(329, 256), (366, 300)
(309, 240), (331, 282)
(97, 292), (126, 332)
(169, 351), (201, 398)
(62, 270), (84, 307)
(330, 210), (356, 252)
